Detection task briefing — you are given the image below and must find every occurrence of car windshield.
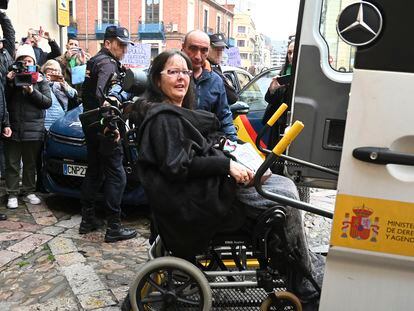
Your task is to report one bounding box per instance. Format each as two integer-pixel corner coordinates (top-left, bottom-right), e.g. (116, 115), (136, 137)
(239, 68), (279, 111)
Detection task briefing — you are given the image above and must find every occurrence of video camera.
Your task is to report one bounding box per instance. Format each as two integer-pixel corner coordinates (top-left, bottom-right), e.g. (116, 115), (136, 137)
(0, 0), (9, 10)
(9, 61), (39, 86)
(79, 67), (148, 132)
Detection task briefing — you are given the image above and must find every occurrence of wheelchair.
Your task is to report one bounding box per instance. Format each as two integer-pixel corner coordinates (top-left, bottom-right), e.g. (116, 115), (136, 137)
(126, 107), (335, 311)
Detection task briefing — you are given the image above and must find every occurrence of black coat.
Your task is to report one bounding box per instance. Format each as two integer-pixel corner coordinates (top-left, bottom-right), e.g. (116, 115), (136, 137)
(6, 78), (52, 141)
(262, 85), (292, 149)
(136, 103), (244, 258)
(33, 40), (61, 67)
(0, 11), (15, 129)
(211, 64), (239, 105)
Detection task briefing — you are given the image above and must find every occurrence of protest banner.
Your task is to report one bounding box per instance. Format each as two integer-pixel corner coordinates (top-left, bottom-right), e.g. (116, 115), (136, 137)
(224, 47), (242, 67)
(122, 43), (151, 68)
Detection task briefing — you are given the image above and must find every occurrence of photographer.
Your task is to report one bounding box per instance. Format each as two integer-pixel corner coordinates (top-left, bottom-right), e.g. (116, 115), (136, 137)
(56, 37), (90, 99)
(0, 11), (14, 220)
(25, 28), (61, 66)
(41, 59), (77, 130)
(80, 26), (136, 242)
(4, 44), (51, 209)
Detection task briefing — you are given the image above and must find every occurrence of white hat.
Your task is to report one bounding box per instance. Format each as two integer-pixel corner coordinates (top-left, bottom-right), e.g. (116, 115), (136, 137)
(15, 44), (36, 64)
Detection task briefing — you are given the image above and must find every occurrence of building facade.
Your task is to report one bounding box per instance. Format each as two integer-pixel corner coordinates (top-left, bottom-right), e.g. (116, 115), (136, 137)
(70, 0), (235, 57)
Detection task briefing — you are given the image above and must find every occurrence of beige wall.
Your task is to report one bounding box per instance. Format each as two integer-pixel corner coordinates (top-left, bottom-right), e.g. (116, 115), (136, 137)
(2, 0), (66, 52)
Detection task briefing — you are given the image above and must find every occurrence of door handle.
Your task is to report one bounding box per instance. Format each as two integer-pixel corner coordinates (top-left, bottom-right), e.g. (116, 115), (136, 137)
(353, 147), (414, 166)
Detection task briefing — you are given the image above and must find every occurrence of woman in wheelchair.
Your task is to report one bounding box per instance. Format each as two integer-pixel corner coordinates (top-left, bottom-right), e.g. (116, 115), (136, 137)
(129, 50), (323, 309)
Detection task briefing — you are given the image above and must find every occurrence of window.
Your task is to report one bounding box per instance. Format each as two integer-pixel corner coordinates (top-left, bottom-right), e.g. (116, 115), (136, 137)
(69, 0), (75, 21)
(227, 21), (231, 40)
(203, 9), (208, 33)
(151, 46), (159, 59)
(237, 26), (246, 33)
(102, 0), (115, 22)
(320, 0), (355, 72)
(240, 53), (248, 59)
(236, 72), (251, 90)
(237, 40), (245, 47)
(216, 16), (221, 33)
(146, 0), (160, 23)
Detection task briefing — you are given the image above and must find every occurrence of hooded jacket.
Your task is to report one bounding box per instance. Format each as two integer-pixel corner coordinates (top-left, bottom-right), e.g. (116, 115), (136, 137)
(136, 102), (245, 258)
(6, 66), (52, 141)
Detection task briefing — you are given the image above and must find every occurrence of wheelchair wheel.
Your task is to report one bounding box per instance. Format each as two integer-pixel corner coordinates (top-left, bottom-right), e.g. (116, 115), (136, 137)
(260, 291), (302, 311)
(129, 256), (212, 311)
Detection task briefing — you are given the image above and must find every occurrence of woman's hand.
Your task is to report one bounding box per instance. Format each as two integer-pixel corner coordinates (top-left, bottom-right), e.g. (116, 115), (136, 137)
(6, 71), (15, 81)
(2, 127), (11, 138)
(22, 85), (34, 94)
(229, 160), (254, 184)
(268, 77), (282, 94)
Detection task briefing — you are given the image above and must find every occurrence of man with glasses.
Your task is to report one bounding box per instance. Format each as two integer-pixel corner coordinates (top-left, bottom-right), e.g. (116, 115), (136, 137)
(182, 30), (237, 141)
(80, 26), (137, 243)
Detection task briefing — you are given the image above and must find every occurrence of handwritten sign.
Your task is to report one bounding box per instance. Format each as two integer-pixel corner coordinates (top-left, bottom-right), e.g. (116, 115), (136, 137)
(224, 47), (241, 67)
(122, 43), (151, 68)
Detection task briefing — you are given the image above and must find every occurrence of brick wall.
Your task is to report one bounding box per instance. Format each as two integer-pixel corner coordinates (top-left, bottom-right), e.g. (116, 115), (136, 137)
(74, 0), (233, 58)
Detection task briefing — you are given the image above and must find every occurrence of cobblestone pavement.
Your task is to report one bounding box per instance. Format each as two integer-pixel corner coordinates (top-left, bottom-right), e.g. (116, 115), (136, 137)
(0, 188), (336, 310)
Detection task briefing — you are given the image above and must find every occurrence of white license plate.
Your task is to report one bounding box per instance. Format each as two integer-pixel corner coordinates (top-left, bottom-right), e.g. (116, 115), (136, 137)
(63, 163), (87, 177)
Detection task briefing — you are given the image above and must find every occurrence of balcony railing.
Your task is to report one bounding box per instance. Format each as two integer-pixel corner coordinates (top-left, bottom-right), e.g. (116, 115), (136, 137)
(138, 22), (165, 40)
(67, 22), (78, 39)
(95, 19), (119, 39)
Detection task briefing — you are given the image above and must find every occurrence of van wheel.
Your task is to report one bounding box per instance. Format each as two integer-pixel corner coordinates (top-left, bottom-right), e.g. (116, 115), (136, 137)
(260, 291), (302, 311)
(129, 256), (212, 311)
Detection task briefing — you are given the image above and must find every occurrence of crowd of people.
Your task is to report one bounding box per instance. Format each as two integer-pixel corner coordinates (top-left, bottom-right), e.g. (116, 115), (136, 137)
(0, 12), (89, 220)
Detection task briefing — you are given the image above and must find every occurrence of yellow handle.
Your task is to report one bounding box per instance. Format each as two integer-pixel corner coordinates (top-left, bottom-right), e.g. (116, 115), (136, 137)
(272, 121), (304, 156)
(266, 103), (288, 127)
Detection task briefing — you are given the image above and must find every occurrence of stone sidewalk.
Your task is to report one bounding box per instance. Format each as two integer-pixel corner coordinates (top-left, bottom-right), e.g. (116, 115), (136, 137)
(0, 189), (336, 311)
(0, 195), (151, 311)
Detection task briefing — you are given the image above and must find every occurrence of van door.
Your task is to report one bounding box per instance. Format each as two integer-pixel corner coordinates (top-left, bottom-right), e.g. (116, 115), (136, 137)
(318, 0), (414, 309)
(287, 0), (353, 189)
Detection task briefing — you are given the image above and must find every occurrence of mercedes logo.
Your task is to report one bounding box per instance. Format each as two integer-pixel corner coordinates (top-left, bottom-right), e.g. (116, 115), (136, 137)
(336, 1), (383, 47)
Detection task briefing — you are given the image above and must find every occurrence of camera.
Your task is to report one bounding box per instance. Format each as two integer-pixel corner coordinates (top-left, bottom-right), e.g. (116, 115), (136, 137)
(9, 61), (39, 86)
(49, 74), (64, 82)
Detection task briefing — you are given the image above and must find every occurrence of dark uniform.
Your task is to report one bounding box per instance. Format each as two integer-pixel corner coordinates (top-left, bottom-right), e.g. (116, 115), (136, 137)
(0, 11), (14, 221)
(80, 26), (136, 242)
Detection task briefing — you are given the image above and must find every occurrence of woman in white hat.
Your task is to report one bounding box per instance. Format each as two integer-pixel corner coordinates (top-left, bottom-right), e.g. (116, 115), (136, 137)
(4, 44), (52, 209)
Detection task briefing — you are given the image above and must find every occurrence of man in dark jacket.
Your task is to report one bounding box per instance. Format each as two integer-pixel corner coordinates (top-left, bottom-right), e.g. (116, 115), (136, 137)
(25, 28), (61, 66)
(0, 11), (13, 220)
(182, 30), (238, 141)
(208, 33), (238, 105)
(80, 26), (137, 243)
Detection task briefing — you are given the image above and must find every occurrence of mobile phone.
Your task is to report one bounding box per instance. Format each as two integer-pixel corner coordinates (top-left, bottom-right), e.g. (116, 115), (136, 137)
(276, 74), (291, 85)
(49, 74), (64, 82)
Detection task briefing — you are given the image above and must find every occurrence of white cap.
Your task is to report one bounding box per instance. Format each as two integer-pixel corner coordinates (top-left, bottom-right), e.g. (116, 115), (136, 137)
(15, 44), (36, 64)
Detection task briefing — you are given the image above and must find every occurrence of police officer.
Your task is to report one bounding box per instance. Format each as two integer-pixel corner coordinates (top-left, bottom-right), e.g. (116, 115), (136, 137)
(80, 26), (137, 242)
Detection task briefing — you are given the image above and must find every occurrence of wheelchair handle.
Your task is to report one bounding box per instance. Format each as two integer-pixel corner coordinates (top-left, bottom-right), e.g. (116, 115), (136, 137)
(254, 124), (334, 219)
(272, 121), (304, 156)
(267, 103), (288, 127)
(256, 103), (288, 154)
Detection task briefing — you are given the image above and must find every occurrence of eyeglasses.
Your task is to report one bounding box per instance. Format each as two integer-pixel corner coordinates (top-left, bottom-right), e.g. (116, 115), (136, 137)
(161, 69), (193, 77)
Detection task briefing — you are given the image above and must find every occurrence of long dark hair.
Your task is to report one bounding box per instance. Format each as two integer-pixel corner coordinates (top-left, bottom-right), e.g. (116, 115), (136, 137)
(280, 40), (295, 75)
(127, 50), (195, 128)
(147, 49), (195, 109)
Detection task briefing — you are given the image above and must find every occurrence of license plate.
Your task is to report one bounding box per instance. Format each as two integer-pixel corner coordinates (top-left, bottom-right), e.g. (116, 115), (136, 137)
(63, 163), (87, 177)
